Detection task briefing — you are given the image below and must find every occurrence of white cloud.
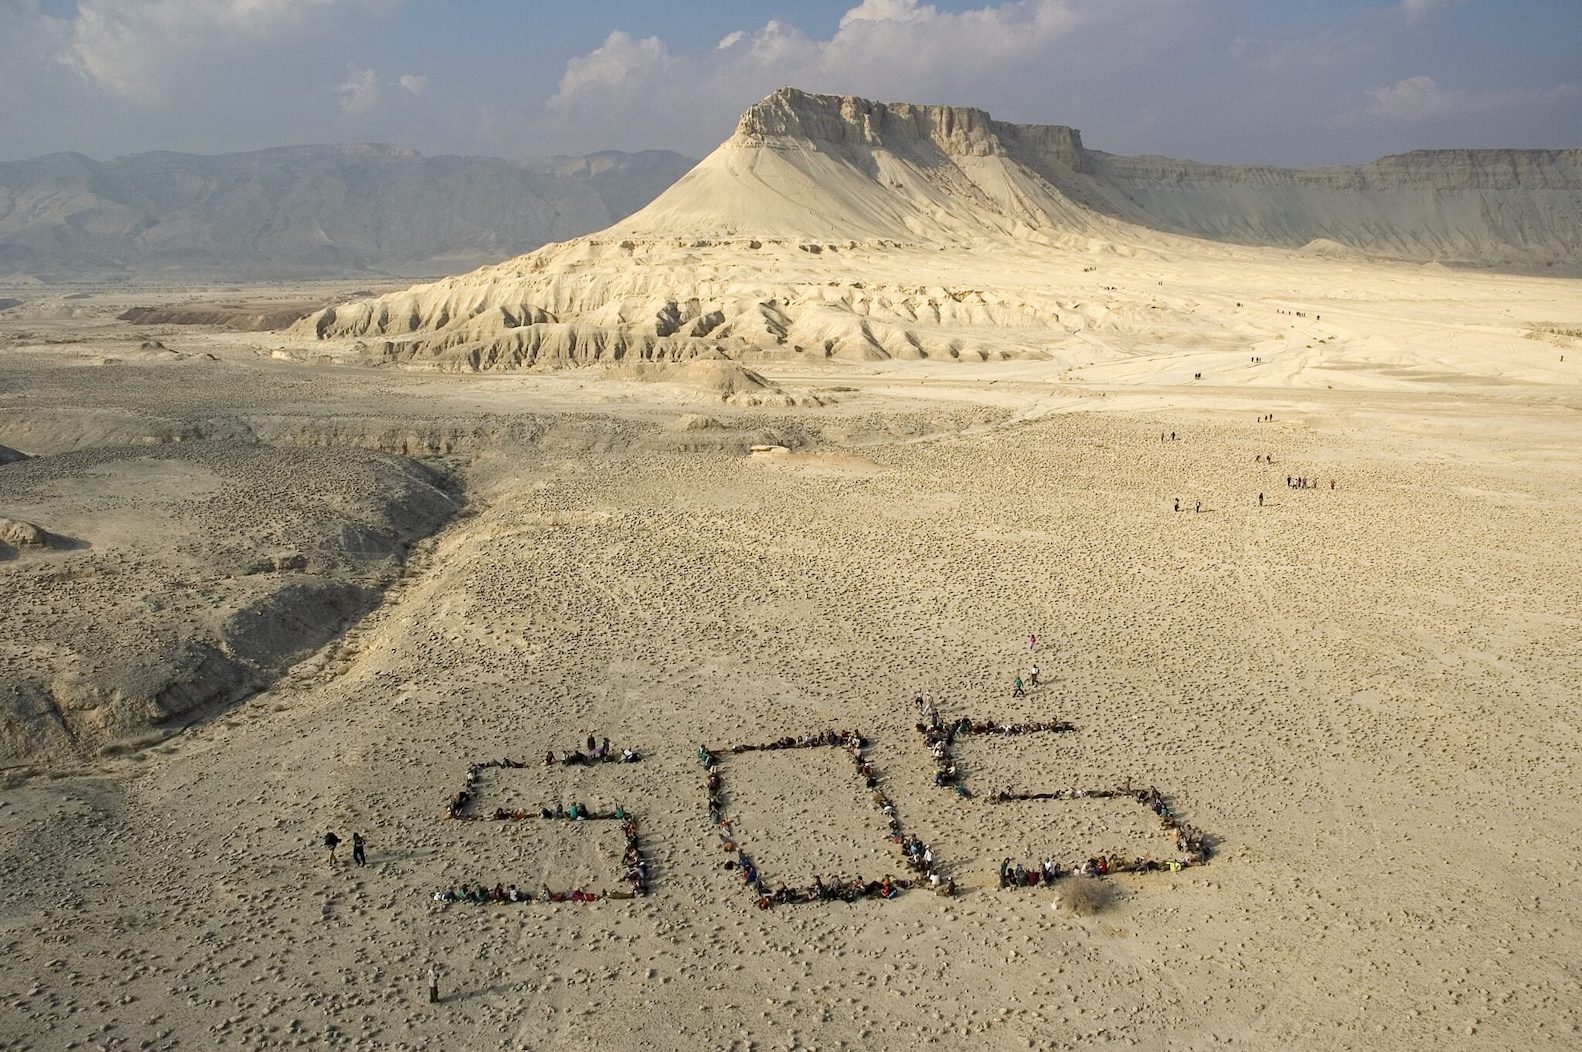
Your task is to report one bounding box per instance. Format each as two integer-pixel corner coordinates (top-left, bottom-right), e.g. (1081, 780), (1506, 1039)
(1, 0), (1574, 169)
(545, 0), (1082, 139)
(59, 0), (367, 101)
(522, 0), (1581, 166)
(839, 0), (940, 28)
(551, 30), (674, 107)
(1359, 75), (1580, 120)
(338, 67), (380, 114)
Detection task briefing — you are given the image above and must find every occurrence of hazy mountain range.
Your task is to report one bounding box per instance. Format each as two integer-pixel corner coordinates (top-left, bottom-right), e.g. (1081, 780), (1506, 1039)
(0, 145), (695, 281)
(4, 94), (1577, 285)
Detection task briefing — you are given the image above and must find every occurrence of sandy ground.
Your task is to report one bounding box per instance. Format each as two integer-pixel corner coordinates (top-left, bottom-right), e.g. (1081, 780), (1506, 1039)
(0, 278), (1580, 1050)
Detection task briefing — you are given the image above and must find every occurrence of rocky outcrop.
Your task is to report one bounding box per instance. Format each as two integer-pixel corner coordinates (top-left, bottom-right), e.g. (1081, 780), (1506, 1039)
(737, 87), (1087, 169)
(117, 302), (326, 332)
(0, 443), (458, 762)
(0, 516), (48, 547)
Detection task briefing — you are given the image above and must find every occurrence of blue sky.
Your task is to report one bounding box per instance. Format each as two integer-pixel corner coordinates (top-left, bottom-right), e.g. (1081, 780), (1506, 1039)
(2, 1), (1578, 165)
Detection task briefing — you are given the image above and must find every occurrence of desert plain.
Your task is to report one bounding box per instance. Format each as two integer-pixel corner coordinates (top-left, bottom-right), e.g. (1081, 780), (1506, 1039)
(1, 90), (1580, 1051)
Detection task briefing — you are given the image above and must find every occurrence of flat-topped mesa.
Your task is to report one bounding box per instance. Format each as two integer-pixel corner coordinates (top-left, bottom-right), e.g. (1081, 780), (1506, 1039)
(608, 87), (1109, 243)
(735, 87), (1088, 170)
(292, 87), (1581, 363)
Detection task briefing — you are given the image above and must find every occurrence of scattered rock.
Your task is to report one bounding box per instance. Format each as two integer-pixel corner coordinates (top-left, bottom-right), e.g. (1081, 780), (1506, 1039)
(0, 516), (49, 548)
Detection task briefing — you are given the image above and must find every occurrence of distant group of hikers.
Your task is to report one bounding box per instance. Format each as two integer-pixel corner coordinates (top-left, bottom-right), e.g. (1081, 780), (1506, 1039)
(1155, 425), (1341, 512)
(1287, 475), (1334, 490)
(321, 830), (366, 866)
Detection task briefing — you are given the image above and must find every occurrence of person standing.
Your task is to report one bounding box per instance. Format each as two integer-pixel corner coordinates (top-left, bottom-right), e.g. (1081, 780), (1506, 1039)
(1173, 497), (1180, 513)
(426, 965), (440, 1004)
(323, 831), (340, 864)
(1029, 665), (1040, 687)
(352, 832), (367, 867)
(1258, 493), (1264, 507)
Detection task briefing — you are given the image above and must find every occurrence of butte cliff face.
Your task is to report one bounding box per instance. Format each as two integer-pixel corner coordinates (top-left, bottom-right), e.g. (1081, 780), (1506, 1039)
(1077, 148), (1582, 265)
(613, 88), (1105, 242)
(292, 88), (1581, 374)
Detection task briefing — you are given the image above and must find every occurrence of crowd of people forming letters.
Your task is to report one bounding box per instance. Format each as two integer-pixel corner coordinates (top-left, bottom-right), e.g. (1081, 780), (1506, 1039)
(918, 713), (1076, 794)
(443, 737), (641, 820)
(424, 713), (1212, 907)
(919, 708), (1212, 887)
(701, 729), (955, 909)
(988, 784), (1211, 886)
(432, 737), (650, 904)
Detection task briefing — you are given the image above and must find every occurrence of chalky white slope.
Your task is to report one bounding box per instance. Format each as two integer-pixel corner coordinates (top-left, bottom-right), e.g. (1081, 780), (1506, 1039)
(294, 88), (1582, 390)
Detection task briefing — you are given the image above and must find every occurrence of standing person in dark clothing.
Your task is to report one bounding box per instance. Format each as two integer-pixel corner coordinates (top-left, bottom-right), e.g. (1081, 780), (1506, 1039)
(352, 832), (367, 867)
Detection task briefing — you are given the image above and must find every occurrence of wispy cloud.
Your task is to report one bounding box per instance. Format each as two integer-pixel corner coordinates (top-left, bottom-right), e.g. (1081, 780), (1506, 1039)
(0, 0), (1576, 167)
(60, 0), (364, 101)
(545, 0), (1083, 139)
(1396, 0), (1463, 28)
(338, 68), (380, 115)
(1356, 75), (1580, 121)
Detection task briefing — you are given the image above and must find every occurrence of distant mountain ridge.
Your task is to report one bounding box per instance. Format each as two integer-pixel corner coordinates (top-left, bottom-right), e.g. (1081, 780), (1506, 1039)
(0, 144), (694, 280)
(7, 91), (1577, 284)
